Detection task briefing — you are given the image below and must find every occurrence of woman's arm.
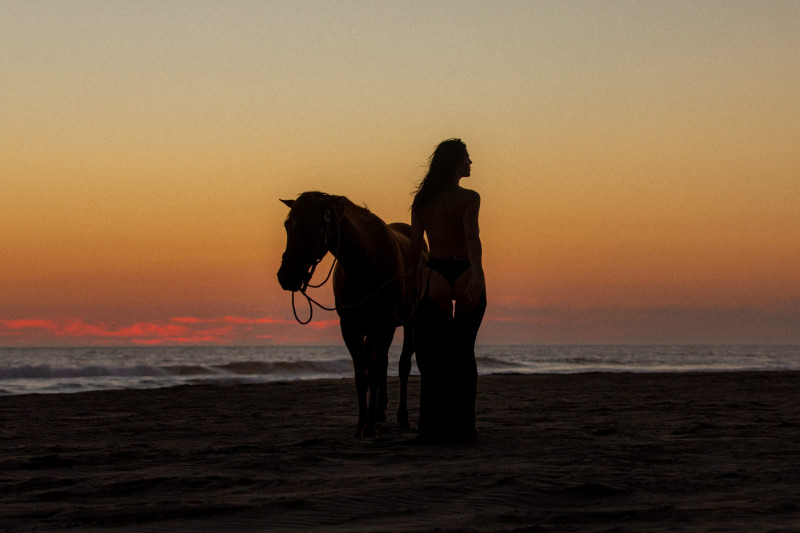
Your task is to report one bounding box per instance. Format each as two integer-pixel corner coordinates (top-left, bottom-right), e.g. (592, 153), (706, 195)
(407, 206), (425, 281)
(463, 191), (485, 302)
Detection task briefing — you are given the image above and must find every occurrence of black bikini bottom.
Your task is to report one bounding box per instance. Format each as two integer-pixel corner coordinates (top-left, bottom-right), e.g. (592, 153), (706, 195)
(426, 257), (471, 291)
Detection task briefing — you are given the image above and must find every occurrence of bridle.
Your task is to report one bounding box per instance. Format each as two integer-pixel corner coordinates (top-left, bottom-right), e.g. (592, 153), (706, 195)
(283, 200), (342, 324)
(285, 198), (410, 325)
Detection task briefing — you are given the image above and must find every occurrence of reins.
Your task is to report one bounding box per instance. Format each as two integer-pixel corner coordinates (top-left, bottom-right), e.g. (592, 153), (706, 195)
(292, 269), (409, 325)
(290, 205), (342, 325)
(290, 254), (339, 325)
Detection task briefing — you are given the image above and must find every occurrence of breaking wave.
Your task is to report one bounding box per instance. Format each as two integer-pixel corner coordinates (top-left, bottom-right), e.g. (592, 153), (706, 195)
(1, 344), (798, 395)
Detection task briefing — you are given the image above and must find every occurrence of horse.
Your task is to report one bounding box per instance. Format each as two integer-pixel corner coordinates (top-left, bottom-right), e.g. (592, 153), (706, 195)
(277, 192), (425, 436)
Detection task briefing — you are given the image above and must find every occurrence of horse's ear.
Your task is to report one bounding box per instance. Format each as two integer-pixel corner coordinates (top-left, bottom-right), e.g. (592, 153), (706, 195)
(280, 199), (294, 209)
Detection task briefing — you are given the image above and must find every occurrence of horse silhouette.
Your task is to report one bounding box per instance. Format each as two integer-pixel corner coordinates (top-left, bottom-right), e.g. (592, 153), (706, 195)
(277, 192), (425, 436)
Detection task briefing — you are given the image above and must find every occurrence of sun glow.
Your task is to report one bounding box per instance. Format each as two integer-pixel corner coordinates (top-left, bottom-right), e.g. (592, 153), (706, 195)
(3, 2), (799, 345)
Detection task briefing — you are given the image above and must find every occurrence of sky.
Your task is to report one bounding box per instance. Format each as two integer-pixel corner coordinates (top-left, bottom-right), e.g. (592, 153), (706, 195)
(2, 0), (799, 346)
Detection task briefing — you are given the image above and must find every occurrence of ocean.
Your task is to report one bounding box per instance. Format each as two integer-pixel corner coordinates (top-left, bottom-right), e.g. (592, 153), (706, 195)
(1, 345), (798, 396)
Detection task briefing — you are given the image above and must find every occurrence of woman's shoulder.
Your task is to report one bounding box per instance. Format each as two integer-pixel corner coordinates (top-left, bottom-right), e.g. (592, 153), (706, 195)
(456, 186), (481, 205)
(413, 186), (479, 215)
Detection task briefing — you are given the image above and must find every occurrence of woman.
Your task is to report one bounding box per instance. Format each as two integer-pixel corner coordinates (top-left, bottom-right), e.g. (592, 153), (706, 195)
(408, 138), (486, 442)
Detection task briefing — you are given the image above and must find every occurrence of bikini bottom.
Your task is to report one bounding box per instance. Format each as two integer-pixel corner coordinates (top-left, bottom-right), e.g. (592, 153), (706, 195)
(426, 257), (471, 293)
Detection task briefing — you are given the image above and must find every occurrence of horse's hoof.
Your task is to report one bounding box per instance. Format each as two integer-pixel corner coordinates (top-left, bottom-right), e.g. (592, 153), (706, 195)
(354, 422), (376, 438)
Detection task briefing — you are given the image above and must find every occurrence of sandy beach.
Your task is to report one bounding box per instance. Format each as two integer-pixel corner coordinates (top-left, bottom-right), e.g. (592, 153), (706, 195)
(2, 372), (799, 532)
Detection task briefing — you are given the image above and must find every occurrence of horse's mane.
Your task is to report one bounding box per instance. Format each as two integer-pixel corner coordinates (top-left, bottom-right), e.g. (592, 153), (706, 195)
(297, 191), (373, 219)
(343, 198), (372, 218)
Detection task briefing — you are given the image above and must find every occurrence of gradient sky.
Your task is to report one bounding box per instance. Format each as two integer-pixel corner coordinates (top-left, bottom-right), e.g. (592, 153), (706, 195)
(3, 1), (799, 346)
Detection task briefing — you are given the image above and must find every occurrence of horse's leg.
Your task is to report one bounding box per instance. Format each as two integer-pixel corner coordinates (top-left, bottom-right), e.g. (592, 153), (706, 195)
(373, 333), (388, 425)
(362, 326), (394, 437)
(376, 326), (395, 424)
(397, 322), (414, 428)
(340, 318), (368, 436)
(362, 333), (378, 436)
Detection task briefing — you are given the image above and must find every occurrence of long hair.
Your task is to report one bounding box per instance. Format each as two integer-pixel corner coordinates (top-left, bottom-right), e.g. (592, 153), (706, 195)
(412, 138), (467, 208)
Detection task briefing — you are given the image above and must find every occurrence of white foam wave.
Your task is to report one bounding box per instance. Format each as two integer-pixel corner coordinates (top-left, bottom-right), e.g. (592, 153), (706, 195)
(1, 345), (798, 395)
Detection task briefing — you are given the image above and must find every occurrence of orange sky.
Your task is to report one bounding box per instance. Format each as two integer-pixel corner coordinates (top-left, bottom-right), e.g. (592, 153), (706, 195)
(2, 2), (799, 346)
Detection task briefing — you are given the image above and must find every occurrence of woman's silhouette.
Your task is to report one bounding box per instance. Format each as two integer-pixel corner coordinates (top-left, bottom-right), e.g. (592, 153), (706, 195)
(408, 139), (486, 442)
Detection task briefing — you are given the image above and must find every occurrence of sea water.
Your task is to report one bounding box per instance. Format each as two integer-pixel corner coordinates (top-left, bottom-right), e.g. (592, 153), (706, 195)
(0, 345), (798, 395)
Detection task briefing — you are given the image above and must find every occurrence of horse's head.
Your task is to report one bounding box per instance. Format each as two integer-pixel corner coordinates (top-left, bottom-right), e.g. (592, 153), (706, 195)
(277, 192), (340, 292)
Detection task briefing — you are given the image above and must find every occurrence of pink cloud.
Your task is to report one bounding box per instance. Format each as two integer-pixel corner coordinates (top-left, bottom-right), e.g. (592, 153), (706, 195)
(2, 319), (55, 329)
(171, 315), (292, 325)
(0, 314), (342, 346)
(306, 319), (341, 330)
(0, 318), (231, 345)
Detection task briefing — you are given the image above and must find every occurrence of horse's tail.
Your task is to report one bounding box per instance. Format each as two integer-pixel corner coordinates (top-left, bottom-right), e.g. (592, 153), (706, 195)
(388, 221), (428, 325)
(394, 292), (417, 324)
(387, 222), (411, 239)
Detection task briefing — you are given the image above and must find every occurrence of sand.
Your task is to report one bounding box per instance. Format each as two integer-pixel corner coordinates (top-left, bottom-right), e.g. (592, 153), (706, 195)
(2, 372), (799, 532)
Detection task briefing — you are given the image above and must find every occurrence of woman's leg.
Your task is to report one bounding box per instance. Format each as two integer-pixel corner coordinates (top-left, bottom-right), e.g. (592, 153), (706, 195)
(416, 266), (486, 442)
(414, 289), (453, 441)
(451, 274), (486, 440)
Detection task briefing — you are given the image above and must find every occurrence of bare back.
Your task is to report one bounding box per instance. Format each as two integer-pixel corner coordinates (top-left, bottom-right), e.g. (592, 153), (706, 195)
(411, 186), (484, 313)
(416, 187), (476, 257)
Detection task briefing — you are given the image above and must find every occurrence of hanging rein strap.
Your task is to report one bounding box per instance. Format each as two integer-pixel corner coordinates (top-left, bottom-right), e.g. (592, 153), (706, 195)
(291, 255), (339, 325)
(292, 270), (407, 325)
(291, 204), (341, 324)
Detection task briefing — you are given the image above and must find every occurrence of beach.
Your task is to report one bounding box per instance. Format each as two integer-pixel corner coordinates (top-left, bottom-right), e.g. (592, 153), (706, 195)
(2, 372), (799, 532)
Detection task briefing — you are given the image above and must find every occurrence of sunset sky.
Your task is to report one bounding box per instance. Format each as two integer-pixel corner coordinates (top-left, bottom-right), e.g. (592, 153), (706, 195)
(3, 1), (799, 346)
